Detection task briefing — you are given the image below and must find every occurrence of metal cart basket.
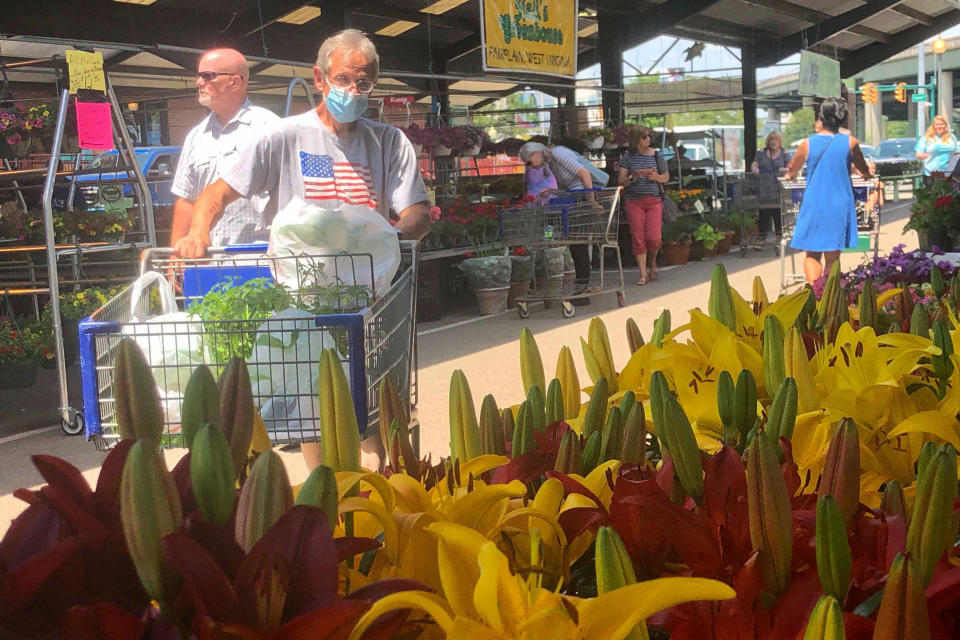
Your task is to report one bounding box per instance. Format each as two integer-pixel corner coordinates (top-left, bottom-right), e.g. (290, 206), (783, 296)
(499, 187), (626, 318)
(778, 178), (880, 291)
(78, 242), (417, 451)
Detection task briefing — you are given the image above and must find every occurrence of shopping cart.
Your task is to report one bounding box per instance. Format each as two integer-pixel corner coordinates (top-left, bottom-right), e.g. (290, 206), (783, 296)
(77, 242), (418, 451)
(499, 187), (626, 318)
(735, 173), (782, 255)
(778, 178), (880, 291)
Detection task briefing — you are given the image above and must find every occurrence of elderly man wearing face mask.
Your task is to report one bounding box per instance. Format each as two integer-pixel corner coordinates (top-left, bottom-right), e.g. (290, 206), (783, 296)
(173, 29), (431, 259)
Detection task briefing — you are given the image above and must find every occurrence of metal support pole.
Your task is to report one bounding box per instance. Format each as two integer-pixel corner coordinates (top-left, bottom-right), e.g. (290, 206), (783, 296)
(107, 78), (156, 247)
(42, 89), (71, 424)
(918, 42), (927, 135)
(284, 77), (316, 117)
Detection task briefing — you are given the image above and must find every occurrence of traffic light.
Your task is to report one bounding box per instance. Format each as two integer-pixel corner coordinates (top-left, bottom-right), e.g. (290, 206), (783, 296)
(862, 83), (878, 104)
(894, 82), (907, 103)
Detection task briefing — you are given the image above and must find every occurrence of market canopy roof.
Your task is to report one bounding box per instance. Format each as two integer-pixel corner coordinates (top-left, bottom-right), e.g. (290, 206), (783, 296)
(3, 0), (960, 108)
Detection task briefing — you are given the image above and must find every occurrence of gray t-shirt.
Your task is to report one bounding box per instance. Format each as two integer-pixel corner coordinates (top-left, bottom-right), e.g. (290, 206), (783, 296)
(171, 100), (280, 246)
(221, 110), (428, 222)
(547, 145), (586, 190)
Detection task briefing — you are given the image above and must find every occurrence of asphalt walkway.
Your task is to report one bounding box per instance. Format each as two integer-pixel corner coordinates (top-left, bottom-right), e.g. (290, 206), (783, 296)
(0, 198), (917, 535)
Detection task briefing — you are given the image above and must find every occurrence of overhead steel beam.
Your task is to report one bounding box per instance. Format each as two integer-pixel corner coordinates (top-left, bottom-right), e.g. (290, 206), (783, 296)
(234, 0), (323, 38)
(757, 0), (903, 66)
(840, 9), (960, 77)
(890, 5), (932, 25)
(620, 0), (722, 49)
(737, 0), (890, 42)
(350, 4), (474, 32)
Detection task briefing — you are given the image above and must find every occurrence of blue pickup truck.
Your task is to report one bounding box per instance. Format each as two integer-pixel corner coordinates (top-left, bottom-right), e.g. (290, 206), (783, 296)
(53, 146), (181, 211)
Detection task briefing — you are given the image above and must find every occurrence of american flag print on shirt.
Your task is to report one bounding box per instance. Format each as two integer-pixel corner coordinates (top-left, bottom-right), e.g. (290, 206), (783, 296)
(299, 151), (378, 209)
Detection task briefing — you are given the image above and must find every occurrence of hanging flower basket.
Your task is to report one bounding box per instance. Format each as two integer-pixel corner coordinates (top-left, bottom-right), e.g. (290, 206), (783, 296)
(463, 143), (482, 156)
(586, 136), (604, 150)
(412, 143), (423, 157)
(433, 144), (453, 157)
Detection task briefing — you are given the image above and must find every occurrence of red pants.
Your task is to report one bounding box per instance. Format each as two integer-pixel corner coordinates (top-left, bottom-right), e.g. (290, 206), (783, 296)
(624, 196), (662, 255)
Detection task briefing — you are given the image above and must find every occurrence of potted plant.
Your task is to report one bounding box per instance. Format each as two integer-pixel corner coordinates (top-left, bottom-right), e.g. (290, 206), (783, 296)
(904, 180), (960, 252)
(508, 246), (533, 309)
(459, 125), (490, 156)
(459, 248), (511, 315)
(579, 127), (610, 150)
(433, 125), (470, 157)
(611, 125), (633, 149)
(692, 222), (723, 260)
(727, 210), (758, 246)
(400, 124), (438, 157)
(0, 322), (41, 389)
(534, 246), (567, 298)
(660, 216), (694, 266)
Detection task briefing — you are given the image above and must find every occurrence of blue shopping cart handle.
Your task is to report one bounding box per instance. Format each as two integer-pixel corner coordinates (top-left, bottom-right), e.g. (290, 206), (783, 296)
(222, 242), (270, 253)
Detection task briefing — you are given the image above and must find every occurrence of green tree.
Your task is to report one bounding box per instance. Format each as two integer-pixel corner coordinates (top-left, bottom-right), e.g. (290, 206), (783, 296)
(781, 108), (816, 147)
(474, 92), (542, 139)
(666, 110), (743, 128)
(885, 120), (910, 138)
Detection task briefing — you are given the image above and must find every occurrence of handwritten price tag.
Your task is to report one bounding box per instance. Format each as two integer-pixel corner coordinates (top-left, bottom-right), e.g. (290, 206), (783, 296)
(66, 50), (106, 94)
(76, 100), (114, 150)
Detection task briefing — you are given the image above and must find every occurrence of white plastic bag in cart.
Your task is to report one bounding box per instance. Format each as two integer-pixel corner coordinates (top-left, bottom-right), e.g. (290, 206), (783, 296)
(268, 197), (400, 295)
(247, 307), (348, 442)
(122, 271), (206, 397)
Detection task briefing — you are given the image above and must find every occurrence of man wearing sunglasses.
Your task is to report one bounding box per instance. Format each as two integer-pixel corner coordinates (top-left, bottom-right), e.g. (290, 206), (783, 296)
(173, 29), (431, 260)
(170, 48), (279, 249)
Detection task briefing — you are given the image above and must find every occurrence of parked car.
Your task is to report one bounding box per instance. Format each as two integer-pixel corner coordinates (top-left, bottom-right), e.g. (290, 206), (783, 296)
(859, 144), (875, 158)
(868, 138), (920, 177)
(52, 146), (180, 212)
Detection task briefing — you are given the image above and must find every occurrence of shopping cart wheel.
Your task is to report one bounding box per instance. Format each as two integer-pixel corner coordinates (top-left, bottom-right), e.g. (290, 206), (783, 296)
(61, 412), (84, 436)
(616, 291), (626, 307)
(517, 302), (530, 319)
(561, 301), (576, 318)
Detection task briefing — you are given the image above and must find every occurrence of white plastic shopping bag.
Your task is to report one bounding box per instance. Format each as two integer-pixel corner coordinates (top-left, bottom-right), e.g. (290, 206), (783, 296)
(246, 307), (348, 442)
(122, 271), (205, 397)
(268, 197), (401, 295)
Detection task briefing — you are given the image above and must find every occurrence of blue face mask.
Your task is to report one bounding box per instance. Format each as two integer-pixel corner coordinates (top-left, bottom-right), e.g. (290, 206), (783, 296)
(324, 84), (368, 123)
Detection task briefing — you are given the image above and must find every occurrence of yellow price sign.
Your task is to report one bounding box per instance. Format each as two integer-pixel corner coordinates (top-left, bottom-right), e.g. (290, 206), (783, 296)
(66, 50), (106, 94)
(481, 0), (578, 78)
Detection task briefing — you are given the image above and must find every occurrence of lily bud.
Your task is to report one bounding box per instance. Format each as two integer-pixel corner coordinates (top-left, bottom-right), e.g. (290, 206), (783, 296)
(120, 439), (183, 608)
(501, 407), (515, 446)
(858, 278), (879, 331)
(815, 496), (851, 602)
(747, 431), (793, 596)
(819, 418), (860, 526)
(527, 384), (547, 433)
(555, 345), (581, 420)
(219, 358), (255, 478)
(910, 305), (931, 338)
(619, 391), (636, 427)
(581, 431), (602, 474)
(554, 429), (583, 475)
(379, 378), (409, 457)
(296, 464), (339, 530)
(319, 349), (361, 473)
(932, 320), (954, 382)
(650, 309), (671, 348)
(880, 479), (908, 524)
(708, 263), (737, 331)
(520, 328), (546, 397)
(448, 369), (481, 464)
(600, 406), (624, 463)
(581, 377), (609, 440)
(766, 377), (798, 442)
(114, 339), (163, 447)
(181, 364), (220, 451)
(235, 448), (293, 552)
(752, 276), (770, 316)
(588, 318), (618, 392)
(626, 317), (645, 354)
(916, 441), (937, 486)
(762, 315), (786, 396)
(652, 373), (703, 502)
(479, 394), (506, 456)
(190, 424), (235, 528)
(802, 595), (844, 640)
(734, 369), (758, 447)
(545, 379), (565, 424)
(931, 265), (946, 298)
(620, 403), (646, 465)
(906, 444), (958, 586)
(717, 370), (736, 441)
(874, 553), (931, 640)
(512, 401), (535, 457)
(387, 417), (416, 474)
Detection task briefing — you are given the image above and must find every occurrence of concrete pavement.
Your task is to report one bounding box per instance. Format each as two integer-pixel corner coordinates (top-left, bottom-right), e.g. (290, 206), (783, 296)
(0, 199), (917, 536)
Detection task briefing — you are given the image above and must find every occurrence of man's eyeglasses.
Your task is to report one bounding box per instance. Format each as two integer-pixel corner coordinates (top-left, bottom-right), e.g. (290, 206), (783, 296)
(197, 71), (236, 82)
(329, 75), (376, 95)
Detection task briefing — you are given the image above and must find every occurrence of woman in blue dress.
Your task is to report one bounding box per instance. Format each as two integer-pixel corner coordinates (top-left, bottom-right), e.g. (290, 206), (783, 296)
(786, 97), (872, 285)
(915, 115), (958, 186)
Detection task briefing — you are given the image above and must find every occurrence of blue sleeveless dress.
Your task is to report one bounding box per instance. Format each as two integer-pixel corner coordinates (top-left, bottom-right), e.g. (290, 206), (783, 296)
(790, 133), (858, 252)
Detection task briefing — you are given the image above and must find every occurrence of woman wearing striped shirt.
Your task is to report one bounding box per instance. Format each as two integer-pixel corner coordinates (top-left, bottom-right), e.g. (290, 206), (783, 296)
(618, 126), (669, 285)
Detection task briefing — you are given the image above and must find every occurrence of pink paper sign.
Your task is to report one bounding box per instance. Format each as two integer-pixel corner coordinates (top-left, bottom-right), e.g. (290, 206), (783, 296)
(76, 100), (113, 150)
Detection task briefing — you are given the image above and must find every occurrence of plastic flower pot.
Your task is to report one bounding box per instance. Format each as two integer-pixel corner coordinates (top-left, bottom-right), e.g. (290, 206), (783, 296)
(0, 358), (39, 389)
(717, 232), (733, 255)
(660, 239), (691, 265)
(463, 143), (481, 156)
(689, 240), (706, 262)
(459, 256), (511, 290)
(474, 287), (509, 315)
(587, 136), (604, 150)
(433, 144), (452, 157)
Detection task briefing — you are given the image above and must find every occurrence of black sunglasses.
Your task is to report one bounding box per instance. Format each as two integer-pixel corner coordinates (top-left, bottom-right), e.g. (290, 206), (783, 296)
(197, 71), (236, 82)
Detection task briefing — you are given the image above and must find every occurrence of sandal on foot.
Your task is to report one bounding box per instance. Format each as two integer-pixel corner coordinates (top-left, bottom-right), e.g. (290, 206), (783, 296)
(636, 276), (647, 286)
(648, 268), (658, 281)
